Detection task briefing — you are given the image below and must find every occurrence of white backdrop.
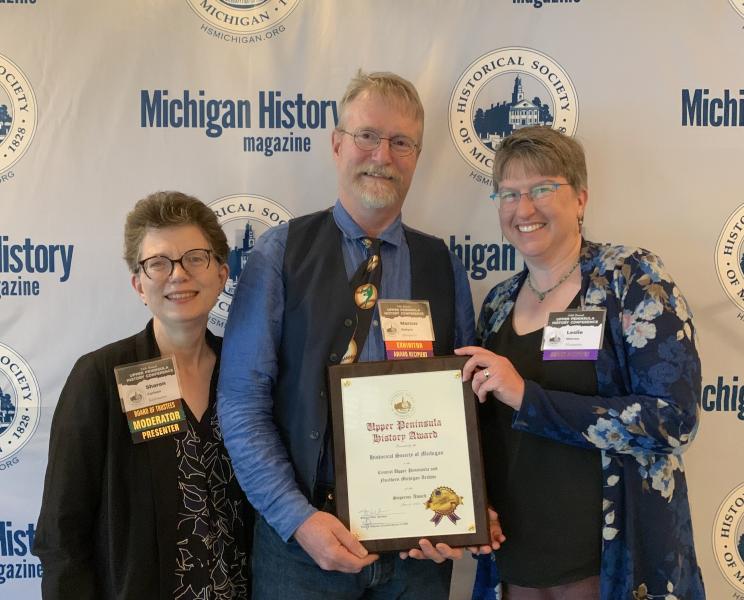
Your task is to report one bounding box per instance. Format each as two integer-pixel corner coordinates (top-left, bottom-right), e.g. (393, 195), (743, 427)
(2, 1), (744, 597)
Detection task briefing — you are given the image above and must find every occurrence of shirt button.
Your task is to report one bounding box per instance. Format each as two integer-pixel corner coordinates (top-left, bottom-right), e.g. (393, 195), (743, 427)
(373, 320), (379, 327)
(320, 390), (325, 398)
(309, 430), (320, 440)
(344, 318), (353, 327)
(329, 353), (339, 362)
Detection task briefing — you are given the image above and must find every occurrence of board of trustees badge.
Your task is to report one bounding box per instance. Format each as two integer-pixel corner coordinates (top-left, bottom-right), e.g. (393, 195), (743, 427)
(114, 356), (187, 443)
(426, 486), (463, 525)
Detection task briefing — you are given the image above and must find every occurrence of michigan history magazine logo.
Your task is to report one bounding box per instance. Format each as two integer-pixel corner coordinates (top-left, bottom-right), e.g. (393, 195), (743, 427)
(186, 0), (301, 43)
(730, 0), (744, 19)
(0, 343), (40, 461)
(715, 204), (744, 313)
(0, 54), (37, 179)
(448, 47), (578, 185)
(712, 482), (744, 593)
(208, 194), (293, 331)
(0, 520), (42, 587)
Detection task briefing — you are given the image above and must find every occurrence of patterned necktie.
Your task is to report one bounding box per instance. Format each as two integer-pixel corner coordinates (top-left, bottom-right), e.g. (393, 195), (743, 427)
(341, 237), (382, 363)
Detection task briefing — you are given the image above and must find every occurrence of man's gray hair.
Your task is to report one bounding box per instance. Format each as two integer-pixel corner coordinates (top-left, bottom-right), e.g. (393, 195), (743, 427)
(338, 69), (424, 142)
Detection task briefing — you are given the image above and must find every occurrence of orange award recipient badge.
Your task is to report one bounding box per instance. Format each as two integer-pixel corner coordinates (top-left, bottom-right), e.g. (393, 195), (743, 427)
(425, 486), (463, 525)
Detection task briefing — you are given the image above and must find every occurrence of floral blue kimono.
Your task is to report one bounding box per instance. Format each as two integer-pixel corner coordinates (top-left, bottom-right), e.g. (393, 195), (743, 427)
(472, 240), (705, 600)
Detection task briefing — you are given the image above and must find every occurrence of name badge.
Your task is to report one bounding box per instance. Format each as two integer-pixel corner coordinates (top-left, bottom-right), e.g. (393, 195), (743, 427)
(377, 300), (435, 360)
(541, 309), (606, 361)
(114, 356), (187, 443)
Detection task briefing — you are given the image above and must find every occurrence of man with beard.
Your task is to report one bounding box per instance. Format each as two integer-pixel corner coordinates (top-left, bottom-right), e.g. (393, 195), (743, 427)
(217, 70), (475, 599)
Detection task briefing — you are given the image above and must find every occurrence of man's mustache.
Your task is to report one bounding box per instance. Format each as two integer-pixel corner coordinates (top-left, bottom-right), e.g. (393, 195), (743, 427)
(355, 165), (400, 182)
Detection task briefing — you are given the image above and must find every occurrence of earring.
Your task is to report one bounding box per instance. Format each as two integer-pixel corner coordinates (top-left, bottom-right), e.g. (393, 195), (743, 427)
(578, 214), (584, 228)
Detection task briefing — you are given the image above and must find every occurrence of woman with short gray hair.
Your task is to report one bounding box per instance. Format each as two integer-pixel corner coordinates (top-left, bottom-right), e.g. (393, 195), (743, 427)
(34, 191), (252, 599)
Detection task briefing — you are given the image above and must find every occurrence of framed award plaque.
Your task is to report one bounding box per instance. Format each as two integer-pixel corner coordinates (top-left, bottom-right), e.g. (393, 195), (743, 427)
(328, 356), (489, 552)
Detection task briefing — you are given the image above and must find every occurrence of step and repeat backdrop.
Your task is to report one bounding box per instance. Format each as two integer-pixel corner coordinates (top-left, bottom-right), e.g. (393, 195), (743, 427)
(2, 1), (744, 597)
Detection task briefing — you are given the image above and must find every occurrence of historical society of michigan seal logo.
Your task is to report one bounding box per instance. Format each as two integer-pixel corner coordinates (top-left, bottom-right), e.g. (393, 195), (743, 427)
(448, 47), (578, 180)
(186, 0), (301, 36)
(715, 204), (744, 313)
(729, 0), (744, 19)
(390, 391), (414, 417)
(712, 482), (744, 593)
(0, 54), (37, 175)
(0, 342), (41, 461)
(208, 194), (293, 331)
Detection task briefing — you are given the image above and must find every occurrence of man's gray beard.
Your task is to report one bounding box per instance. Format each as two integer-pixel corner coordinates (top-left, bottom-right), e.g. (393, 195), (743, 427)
(354, 181), (400, 209)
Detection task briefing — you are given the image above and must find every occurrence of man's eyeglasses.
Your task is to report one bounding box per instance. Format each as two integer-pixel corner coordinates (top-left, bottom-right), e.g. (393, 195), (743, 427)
(337, 128), (419, 157)
(138, 248), (216, 280)
(491, 183), (571, 207)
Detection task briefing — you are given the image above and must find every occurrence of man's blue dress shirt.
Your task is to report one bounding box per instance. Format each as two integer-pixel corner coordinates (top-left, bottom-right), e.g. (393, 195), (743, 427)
(218, 201), (475, 541)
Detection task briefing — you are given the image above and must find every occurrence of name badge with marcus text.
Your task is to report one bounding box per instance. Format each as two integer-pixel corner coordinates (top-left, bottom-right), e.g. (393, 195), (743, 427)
(378, 300), (435, 360)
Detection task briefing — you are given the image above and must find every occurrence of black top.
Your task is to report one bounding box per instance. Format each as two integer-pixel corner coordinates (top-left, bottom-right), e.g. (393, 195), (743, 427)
(34, 322), (253, 600)
(174, 376), (251, 598)
(480, 296), (603, 587)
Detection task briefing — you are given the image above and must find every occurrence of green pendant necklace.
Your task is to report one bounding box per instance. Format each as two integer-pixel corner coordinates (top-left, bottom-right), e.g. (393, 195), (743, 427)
(526, 261), (579, 303)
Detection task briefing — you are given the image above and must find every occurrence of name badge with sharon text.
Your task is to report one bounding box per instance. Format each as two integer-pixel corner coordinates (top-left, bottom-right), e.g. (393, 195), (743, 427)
(114, 356), (187, 443)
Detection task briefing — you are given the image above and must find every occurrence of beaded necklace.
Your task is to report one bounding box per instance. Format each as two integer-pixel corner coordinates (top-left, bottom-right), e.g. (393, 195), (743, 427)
(526, 261), (579, 303)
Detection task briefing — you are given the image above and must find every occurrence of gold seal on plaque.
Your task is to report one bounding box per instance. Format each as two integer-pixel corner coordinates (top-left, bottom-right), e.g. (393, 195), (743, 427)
(425, 486), (463, 526)
(390, 391), (414, 416)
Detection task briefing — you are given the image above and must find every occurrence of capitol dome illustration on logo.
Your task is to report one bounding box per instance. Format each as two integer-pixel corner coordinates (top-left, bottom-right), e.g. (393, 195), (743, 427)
(0, 342), (41, 459)
(473, 74), (555, 151)
(223, 221), (254, 297)
(0, 53), (38, 175)
(0, 371), (16, 437)
(449, 48), (578, 178)
(207, 195), (293, 332)
(0, 91), (11, 145)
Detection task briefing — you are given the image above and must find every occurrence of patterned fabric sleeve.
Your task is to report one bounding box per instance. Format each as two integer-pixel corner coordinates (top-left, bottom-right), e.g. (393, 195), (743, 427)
(512, 247), (701, 459)
(476, 273), (522, 346)
(475, 242), (705, 599)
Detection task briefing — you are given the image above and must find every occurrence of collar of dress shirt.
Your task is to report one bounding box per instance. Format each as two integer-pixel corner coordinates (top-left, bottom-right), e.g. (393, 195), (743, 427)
(332, 200), (404, 247)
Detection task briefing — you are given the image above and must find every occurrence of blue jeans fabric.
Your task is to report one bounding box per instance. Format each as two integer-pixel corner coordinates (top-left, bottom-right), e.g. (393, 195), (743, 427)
(252, 517), (452, 599)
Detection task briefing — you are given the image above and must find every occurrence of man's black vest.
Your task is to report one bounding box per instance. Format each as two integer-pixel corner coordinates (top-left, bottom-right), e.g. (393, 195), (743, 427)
(274, 209), (456, 499)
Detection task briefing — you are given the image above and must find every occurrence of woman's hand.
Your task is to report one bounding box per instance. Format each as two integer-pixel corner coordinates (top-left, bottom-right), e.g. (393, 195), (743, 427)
(467, 508), (506, 555)
(455, 346), (525, 410)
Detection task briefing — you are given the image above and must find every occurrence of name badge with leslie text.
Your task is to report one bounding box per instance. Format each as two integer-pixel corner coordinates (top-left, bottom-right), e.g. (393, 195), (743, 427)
(542, 309), (606, 361)
(114, 356), (187, 443)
